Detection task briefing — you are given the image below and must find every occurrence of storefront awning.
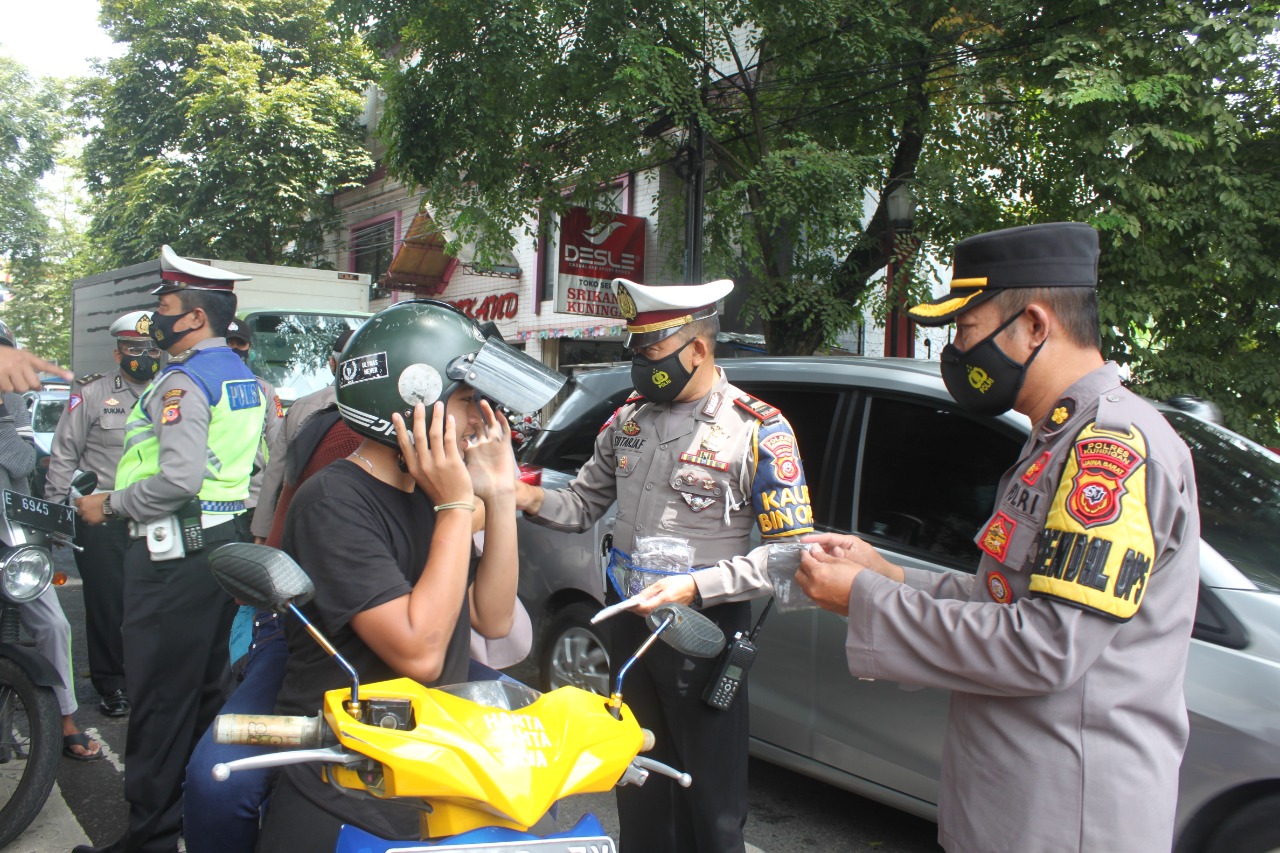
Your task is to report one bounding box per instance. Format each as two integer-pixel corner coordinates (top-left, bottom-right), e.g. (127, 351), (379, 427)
(382, 211), (521, 296)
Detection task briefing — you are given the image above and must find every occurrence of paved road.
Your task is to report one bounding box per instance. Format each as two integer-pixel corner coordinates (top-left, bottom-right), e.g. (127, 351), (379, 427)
(4, 548), (941, 853)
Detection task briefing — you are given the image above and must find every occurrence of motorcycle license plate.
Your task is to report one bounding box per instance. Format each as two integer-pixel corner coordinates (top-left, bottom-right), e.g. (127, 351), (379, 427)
(3, 490), (76, 538)
(385, 838), (616, 853)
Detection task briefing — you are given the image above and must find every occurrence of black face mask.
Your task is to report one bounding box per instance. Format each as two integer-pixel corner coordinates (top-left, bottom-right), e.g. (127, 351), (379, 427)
(232, 347), (251, 365)
(631, 338), (696, 403)
(149, 310), (194, 352)
(940, 311), (1044, 417)
(121, 355), (160, 383)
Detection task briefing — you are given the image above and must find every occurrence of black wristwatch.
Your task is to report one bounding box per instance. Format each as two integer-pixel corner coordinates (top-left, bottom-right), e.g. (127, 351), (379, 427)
(102, 494), (115, 518)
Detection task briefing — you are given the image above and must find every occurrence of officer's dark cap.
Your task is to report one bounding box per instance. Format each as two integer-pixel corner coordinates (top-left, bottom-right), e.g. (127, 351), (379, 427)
(908, 223), (1099, 327)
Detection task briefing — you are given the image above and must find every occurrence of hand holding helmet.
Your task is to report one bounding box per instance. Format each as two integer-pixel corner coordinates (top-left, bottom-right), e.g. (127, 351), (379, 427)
(462, 399), (514, 503)
(393, 402), (474, 510)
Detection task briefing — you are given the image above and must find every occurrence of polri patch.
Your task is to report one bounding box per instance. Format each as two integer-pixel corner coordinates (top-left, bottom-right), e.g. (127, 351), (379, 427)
(1067, 434), (1144, 529)
(987, 571), (1013, 604)
(979, 512), (1017, 563)
(1030, 422), (1154, 621)
(226, 380), (263, 411)
(339, 352), (389, 387)
(161, 399), (182, 425)
(68, 394), (83, 412)
(759, 431), (801, 483)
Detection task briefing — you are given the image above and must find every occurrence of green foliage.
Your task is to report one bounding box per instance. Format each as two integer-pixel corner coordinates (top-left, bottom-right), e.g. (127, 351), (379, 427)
(2, 169), (105, 367)
(80, 0), (378, 268)
(0, 58), (64, 262)
(342, 0), (1280, 442)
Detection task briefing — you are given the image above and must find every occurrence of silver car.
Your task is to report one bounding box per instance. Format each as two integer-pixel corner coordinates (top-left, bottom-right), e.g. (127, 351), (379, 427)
(515, 356), (1280, 853)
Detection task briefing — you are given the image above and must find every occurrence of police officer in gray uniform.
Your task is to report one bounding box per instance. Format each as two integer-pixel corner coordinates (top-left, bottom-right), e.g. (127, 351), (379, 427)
(75, 245), (268, 853)
(44, 310), (158, 716)
(797, 223), (1200, 853)
(516, 278), (814, 853)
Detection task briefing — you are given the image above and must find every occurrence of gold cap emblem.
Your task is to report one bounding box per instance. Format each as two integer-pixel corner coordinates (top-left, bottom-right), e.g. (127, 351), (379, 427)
(616, 284), (637, 321)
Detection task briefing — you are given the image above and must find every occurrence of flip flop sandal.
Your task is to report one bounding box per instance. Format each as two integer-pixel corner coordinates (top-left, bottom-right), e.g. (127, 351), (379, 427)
(63, 732), (105, 762)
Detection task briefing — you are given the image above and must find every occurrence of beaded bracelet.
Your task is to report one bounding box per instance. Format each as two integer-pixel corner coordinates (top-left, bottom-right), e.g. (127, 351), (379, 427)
(434, 501), (477, 512)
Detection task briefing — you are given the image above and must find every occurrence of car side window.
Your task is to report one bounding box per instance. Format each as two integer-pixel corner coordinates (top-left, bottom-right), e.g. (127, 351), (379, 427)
(853, 396), (1021, 573)
(732, 384), (843, 526)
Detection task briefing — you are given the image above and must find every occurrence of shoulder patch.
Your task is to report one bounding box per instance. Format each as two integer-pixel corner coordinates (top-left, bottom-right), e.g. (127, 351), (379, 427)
(734, 393), (780, 423)
(1029, 421), (1153, 621)
(67, 393), (83, 412)
(625, 392), (644, 404)
(752, 416), (813, 538)
(76, 373), (102, 387)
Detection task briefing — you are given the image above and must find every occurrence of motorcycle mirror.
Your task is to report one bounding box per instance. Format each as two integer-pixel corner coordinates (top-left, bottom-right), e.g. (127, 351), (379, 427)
(646, 604), (725, 659)
(69, 470), (98, 497)
(209, 542), (316, 610)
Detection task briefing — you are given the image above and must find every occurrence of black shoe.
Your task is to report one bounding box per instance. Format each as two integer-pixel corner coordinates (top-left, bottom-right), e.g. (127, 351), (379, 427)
(72, 840), (126, 853)
(98, 689), (130, 717)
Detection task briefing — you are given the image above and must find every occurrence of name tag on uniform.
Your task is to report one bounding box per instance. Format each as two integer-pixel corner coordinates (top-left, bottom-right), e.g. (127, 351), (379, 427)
(226, 380), (262, 411)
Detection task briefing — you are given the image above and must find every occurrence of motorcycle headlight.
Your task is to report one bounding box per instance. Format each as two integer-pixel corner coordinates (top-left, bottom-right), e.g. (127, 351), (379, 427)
(1, 546), (54, 603)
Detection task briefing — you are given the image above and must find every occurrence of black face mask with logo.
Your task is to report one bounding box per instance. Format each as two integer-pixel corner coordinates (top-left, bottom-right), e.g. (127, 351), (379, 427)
(121, 354), (160, 383)
(149, 310), (194, 352)
(940, 310), (1044, 417)
(631, 337), (696, 404)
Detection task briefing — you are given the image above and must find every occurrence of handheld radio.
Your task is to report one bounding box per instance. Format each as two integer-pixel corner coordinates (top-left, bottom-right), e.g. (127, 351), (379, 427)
(702, 598), (774, 710)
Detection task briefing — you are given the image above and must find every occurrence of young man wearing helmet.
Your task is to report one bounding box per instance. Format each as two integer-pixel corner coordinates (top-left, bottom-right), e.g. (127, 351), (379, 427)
(43, 310), (159, 718)
(255, 300), (565, 851)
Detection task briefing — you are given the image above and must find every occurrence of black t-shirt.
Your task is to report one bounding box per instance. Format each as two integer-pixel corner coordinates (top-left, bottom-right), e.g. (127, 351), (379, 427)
(271, 460), (472, 841)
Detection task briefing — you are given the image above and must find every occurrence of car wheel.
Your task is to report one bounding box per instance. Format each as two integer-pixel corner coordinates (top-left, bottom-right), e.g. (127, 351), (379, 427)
(1205, 794), (1280, 853)
(540, 602), (611, 696)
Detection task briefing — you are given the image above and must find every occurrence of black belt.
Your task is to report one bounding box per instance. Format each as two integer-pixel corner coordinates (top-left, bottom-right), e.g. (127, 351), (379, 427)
(128, 517), (240, 543)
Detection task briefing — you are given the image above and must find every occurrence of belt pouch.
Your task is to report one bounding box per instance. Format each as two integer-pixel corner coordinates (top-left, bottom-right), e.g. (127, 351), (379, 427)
(145, 515), (185, 562)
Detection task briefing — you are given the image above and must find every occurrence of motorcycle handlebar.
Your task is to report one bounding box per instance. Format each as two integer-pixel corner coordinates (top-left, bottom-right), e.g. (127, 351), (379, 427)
(213, 714), (327, 749)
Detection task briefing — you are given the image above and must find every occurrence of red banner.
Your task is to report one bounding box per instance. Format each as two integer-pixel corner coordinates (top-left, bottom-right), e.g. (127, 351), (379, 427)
(555, 207), (646, 318)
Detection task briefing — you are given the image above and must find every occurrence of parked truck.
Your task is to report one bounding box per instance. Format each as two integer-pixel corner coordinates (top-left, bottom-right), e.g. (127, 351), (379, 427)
(72, 257), (371, 404)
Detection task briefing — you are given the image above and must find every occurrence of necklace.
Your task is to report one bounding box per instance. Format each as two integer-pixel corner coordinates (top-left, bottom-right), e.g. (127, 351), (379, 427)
(349, 451), (374, 474)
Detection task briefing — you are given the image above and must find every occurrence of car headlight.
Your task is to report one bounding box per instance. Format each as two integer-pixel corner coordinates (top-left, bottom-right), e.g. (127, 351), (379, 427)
(1, 546), (54, 603)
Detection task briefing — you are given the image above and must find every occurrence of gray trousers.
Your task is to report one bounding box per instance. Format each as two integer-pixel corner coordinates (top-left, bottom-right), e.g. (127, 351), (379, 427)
(20, 586), (77, 716)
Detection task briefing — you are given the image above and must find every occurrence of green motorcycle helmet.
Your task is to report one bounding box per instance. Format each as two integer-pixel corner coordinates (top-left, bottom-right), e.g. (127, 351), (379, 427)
(335, 300), (567, 447)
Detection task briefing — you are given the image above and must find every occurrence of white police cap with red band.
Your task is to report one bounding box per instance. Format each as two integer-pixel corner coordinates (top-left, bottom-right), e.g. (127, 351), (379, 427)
(611, 277), (734, 348)
(153, 244), (252, 295)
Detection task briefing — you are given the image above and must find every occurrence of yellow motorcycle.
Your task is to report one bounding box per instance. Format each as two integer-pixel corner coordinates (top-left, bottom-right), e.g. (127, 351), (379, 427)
(206, 542), (725, 853)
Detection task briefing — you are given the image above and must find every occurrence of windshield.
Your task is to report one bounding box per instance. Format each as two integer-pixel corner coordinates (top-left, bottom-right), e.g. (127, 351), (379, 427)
(1164, 410), (1280, 592)
(31, 397), (66, 434)
(243, 312), (366, 406)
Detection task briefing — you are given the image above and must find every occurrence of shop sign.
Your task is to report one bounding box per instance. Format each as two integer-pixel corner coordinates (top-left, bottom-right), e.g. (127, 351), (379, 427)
(446, 292), (519, 321)
(555, 207), (646, 318)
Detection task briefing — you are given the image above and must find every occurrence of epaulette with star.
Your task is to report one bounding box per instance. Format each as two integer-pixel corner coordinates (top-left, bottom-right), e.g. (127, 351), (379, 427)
(733, 393), (780, 423)
(75, 373), (103, 387)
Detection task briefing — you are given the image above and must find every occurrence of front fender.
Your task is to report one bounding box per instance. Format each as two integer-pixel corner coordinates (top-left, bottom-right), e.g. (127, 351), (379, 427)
(0, 642), (63, 689)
